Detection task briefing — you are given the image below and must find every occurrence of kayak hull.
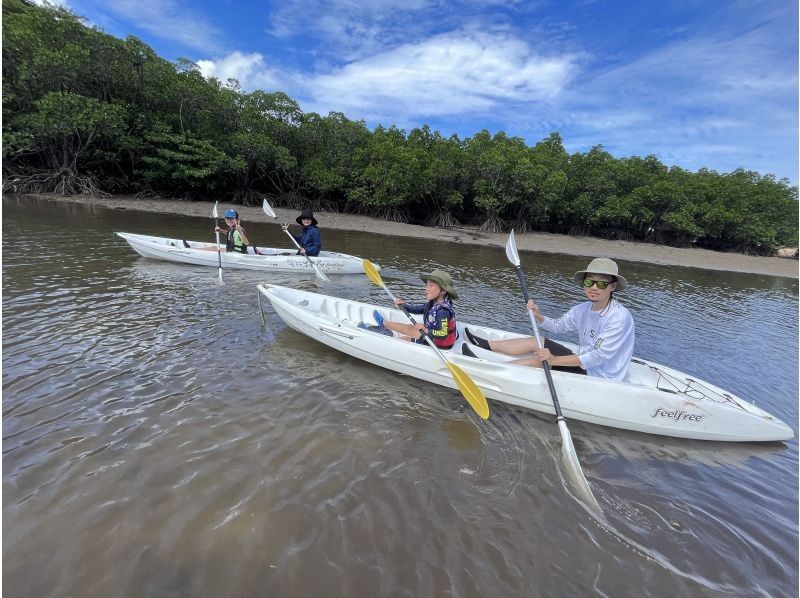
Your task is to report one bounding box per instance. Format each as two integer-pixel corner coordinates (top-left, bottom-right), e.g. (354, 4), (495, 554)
(259, 284), (793, 443)
(117, 232), (372, 274)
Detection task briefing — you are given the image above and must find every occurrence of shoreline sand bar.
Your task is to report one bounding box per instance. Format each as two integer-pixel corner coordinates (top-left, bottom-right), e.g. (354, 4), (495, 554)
(20, 193), (799, 279)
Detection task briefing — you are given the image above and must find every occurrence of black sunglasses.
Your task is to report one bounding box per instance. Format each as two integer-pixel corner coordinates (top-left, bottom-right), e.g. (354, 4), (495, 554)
(583, 278), (612, 289)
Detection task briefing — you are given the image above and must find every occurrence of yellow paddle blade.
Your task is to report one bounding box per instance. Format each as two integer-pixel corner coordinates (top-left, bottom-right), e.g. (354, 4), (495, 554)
(445, 360), (490, 420)
(363, 259), (384, 287)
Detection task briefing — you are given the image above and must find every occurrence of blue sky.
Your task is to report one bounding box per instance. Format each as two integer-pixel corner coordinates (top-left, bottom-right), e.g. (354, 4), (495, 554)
(44, 0), (798, 183)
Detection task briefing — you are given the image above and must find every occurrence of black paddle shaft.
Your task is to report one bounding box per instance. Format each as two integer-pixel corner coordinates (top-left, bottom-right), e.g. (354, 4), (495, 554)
(514, 265), (566, 420)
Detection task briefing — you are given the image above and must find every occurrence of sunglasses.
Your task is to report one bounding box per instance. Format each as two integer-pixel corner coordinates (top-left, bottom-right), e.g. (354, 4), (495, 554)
(583, 278), (612, 289)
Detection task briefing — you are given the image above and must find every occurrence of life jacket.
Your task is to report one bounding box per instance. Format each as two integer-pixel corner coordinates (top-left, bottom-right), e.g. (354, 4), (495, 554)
(226, 228), (248, 253)
(423, 298), (457, 350)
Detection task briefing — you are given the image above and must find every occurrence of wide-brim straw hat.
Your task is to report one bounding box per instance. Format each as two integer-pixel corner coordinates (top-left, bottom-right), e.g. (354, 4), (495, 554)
(572, 258), (628, 291)
(420, 270), (459, 299)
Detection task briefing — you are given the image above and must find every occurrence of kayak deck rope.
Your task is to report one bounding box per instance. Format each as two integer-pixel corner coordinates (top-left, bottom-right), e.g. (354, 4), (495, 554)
(631, 358), (744, 409)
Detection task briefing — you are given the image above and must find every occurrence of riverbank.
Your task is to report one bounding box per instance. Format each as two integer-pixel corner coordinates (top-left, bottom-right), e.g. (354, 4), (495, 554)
(23, 193), (799, 278)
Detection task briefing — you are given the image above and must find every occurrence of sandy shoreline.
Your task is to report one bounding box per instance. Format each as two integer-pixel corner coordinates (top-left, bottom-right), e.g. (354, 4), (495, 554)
(21, 193), (799, 279)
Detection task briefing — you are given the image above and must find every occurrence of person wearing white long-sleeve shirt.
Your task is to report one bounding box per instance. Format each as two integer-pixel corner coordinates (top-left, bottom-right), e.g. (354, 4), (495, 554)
(463, 258), (635, 381)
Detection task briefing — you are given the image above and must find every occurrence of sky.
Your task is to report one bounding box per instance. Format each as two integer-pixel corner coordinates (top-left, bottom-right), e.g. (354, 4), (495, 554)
(42, 0), (799, 183)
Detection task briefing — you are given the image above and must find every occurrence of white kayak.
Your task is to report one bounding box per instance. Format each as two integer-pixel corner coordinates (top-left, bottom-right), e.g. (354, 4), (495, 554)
(258, 284), (793, 442)
(116, 232), (373, 274)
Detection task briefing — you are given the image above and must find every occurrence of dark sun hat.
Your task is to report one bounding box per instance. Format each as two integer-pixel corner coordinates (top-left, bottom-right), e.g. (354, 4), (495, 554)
(296, 210), (318, 226)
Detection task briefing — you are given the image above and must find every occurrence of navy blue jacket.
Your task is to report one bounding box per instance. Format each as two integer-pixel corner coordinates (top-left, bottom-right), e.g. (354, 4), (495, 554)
(295, 225), (321, 256)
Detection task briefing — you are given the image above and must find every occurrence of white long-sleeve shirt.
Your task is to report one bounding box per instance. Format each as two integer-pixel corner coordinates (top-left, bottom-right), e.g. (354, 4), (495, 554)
(539, 299), (635, 381)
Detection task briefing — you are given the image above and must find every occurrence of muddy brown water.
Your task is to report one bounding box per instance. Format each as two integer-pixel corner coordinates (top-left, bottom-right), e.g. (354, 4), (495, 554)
(3, 195), (797, 596)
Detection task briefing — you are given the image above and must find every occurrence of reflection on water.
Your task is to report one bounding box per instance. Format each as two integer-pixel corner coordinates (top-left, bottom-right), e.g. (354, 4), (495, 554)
(3, 195), (798, 596)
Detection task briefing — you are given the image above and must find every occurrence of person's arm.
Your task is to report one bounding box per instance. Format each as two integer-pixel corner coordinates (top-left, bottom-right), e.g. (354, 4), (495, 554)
(402, 302), (426, 315)
(537, 303), (581, 335)
(304, 228), (321, 256)
(235, 224), (250, 246)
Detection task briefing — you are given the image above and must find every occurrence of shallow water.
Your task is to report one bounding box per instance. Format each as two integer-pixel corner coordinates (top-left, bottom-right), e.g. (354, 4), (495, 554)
(3, 195), (798, 596)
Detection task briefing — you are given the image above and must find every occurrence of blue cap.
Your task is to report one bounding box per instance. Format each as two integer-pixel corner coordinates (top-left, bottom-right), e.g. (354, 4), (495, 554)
(224, 209), (239, 219)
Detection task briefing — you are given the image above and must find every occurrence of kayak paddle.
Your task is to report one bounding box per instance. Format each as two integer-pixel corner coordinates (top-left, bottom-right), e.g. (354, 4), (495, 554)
(363, 259), (489, 420)
(262, 198), (330, 283)
(505, 230), (601, 515)
(212, 201), (223, 284)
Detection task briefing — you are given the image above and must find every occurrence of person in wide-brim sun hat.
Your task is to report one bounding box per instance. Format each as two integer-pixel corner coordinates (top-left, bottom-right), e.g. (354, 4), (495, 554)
(464, 257), (635, 381)
(282, 209), (321, 256)
(419, 269), (459, 300)
(572, 257), (627, 290)
(295, 209), (318, 226)
(360, 268), (459, 350)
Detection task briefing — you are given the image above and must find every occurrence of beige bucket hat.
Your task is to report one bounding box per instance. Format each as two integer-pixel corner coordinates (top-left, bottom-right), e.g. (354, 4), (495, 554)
(572, 258), (628, 291)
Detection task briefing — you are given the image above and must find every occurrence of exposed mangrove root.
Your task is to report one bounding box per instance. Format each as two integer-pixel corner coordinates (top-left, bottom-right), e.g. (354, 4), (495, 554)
(478, 215), (505, 233)
(273, 191), (321, 211)
(134, 186), (163, 199)
(425, 211), (461, 228)
(509, 218), (532, 233)
(2, 171), (109, 197)
(380, 207), (410, 223)
(232, 188), (264, 207)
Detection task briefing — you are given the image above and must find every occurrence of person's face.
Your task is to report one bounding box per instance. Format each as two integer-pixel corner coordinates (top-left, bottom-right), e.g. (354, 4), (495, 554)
(301, 217), (312, 225)
(224, 217), (235, 225)
(582, 273), (616, 303)
(425, 280), (444, 300)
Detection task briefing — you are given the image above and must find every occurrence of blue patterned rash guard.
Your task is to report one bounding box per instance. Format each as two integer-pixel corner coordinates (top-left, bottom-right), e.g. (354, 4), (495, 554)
(405, 298), (457, 349)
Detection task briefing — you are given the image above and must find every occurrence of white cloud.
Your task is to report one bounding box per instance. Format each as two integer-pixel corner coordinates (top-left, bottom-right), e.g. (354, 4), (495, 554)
(197, 52), (281, 90)
(32, 0), (70, 7)
(267, 0), (535, 61)
(302, 31), (582, 120)
(100, 0), (224, 54)
(551, 16), (798, 179)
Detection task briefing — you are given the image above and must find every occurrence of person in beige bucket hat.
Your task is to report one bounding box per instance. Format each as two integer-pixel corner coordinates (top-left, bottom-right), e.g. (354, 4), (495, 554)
(464, 257), (636, 381)
(360, 269), (459, 349)
(572, 257), (627, 290)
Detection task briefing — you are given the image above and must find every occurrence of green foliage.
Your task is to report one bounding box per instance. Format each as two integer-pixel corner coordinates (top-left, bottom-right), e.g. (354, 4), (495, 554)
(139, 126), (241, 191)
(348, 125), (421, 220)
(15, 91), (127, 171)
(3, 0), (797, 252)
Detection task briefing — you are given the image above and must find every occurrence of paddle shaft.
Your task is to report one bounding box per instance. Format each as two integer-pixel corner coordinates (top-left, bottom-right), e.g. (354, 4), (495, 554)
(269, 214), (329, 281)
(363, 259), (488, 420)
(381, 285), (451, 361)
(513, 265), (567, 420)
(213, 205), (223, 280)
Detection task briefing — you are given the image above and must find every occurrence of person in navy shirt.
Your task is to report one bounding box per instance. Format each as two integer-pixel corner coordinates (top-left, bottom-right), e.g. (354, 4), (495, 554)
(282, 210), (321, 256)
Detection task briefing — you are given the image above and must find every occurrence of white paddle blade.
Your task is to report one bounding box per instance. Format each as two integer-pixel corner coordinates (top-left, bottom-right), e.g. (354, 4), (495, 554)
(558, 419), (602, 515)
(212, 201), (219, 218)
(314, 266), (331, 283)
(261, 198), (276, 219)
(505, 230), (521, 267)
